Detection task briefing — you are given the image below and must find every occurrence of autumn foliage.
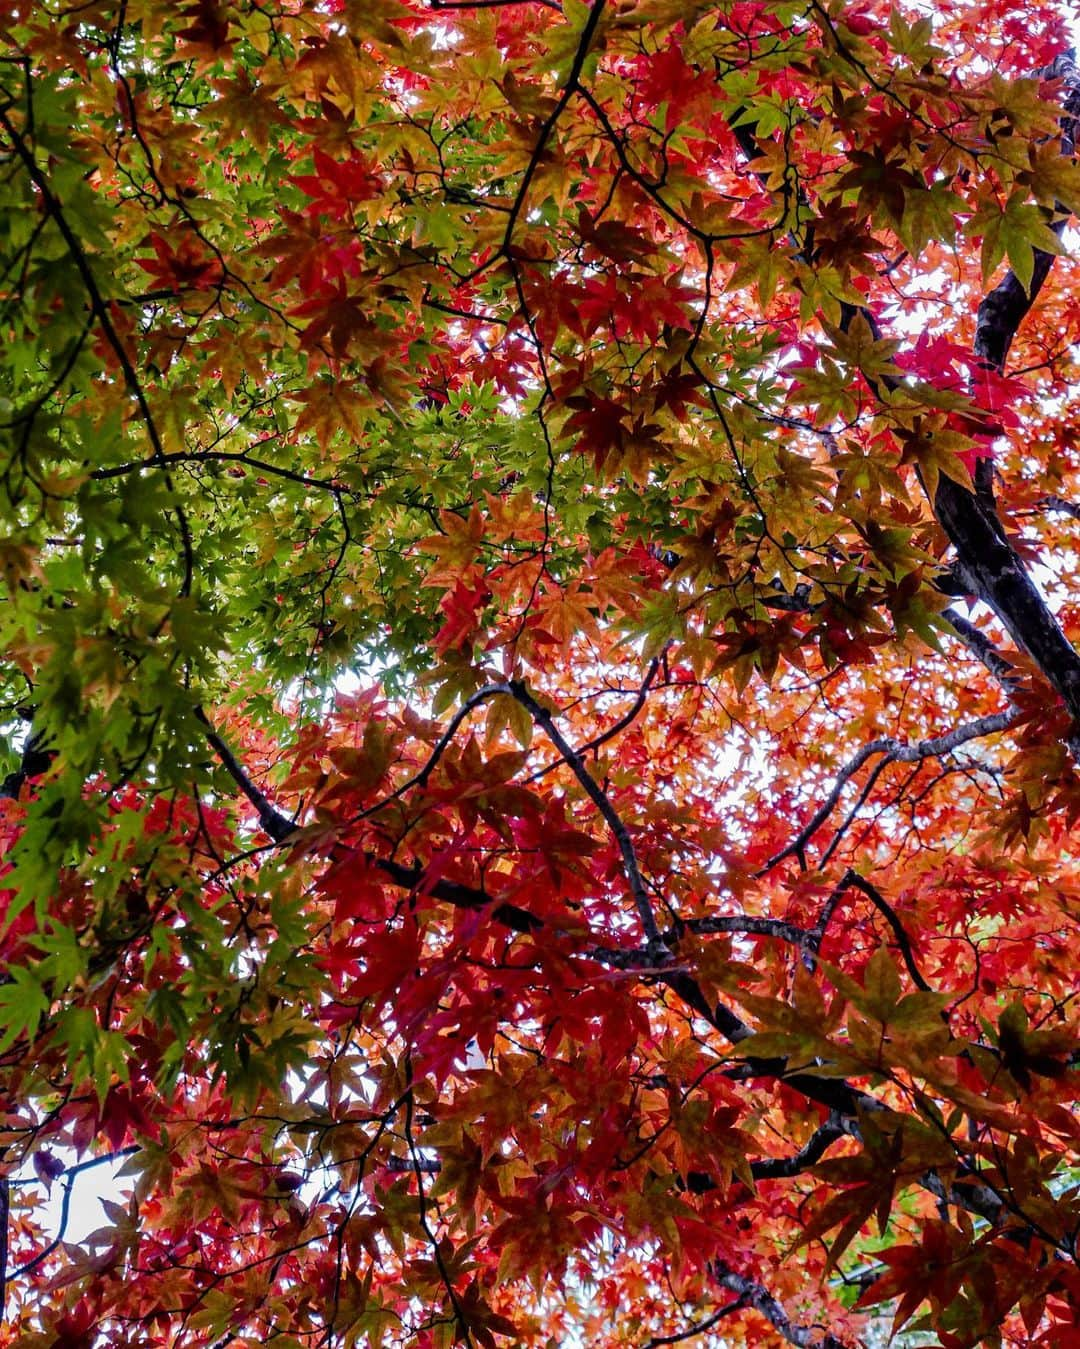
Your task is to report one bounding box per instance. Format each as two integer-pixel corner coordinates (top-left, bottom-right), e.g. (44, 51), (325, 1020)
(4, 0), (1080, 1344)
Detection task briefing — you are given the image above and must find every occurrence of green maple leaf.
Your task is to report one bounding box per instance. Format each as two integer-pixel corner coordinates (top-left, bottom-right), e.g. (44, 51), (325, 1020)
(0, 966), (49, 1055)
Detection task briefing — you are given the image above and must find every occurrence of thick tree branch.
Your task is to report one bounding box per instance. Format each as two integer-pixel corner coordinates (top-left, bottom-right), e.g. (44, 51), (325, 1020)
(711, 1264), (846, 1348)
(194, 706), (297, 844)
(748, 1116), (846, 1180)
(0, 718), (52, 801)
(902, 56), (1080, 740)
(682, 913), (816, 949)
(732, 53), (1080, 753)
(933, 478), (1080, 741)
(943, 607), (1022, 695)
(0, 1172), (8, 1321)
(687, 1116), (846, 1191)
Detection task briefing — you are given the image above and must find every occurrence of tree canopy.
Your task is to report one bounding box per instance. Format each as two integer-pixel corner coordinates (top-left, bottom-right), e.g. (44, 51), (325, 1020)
(4, 0), (1080, 1344)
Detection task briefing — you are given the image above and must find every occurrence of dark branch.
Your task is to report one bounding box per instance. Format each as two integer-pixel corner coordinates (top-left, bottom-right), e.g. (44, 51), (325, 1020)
(0, 719), (52, 801)
(712, 1264), (846, 1349)
(12, 1147), (139, 1280)
(197, 719), (1017, 1237)
(749, 1116), (845, 1180)
(759, 708), (1021, 874)
(0, 104), (195, 601)
(501, 0), (607, 250)
(194, 706), (296, 843)
(640, 1300), (747, 1348)
(820, 871), (933, 994)
(508, 679), (662, 946)
(372, 856), (541, 934)
(943, 607), (1022, 695)
(731, 50), (1080, 754)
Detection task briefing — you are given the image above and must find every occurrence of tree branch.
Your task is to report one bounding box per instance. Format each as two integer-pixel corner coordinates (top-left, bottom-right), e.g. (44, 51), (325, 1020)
(0, 102), (195, 601)
(817, 870), (932, 994)
(357, 683), (508, 820)
(12, 1147), (139, 1279)
(759, 708), (1021, 874)
(933, 478), (1080, 744)
(194, 706), (296, 843)
(526, 656), (663, 785)
(0, 717), (52, 801)
(711, 1264), (846, 1349)
(943, 607), (1022, 695)
(902, 55), (1080, 741)
(91, 449), (350, 496)
(1041, 492), (1080, 522)
(640, 1299), (747, 1347)
(372, 856), (541, 934)
(749, 1115), (846, 1180)
(730, 52), (1080, 754)
(683, 914), (816, 949)
(508, 679), (662, 946)
(500, 0), (607, 251)
(0, 1172), (8, 1320)
(195, 721), (1020, 1239)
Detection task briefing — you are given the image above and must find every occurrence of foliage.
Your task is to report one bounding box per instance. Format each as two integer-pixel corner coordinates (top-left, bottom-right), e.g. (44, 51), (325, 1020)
(2, 0), (1080, 1344)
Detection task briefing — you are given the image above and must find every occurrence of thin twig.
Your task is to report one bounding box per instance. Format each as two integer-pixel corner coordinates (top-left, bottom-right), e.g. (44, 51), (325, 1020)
(12, 1147), (139, 1279)
(0, 105), (195, 601)
(640, 1299), (747, 1348)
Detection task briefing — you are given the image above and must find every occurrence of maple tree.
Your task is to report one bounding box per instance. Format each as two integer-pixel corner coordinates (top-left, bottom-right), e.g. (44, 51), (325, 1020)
(7, 0), (1080, 1344)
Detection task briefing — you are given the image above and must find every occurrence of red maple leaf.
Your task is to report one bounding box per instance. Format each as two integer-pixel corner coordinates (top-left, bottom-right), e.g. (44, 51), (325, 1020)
(434, 576), (491, 654)
(135, 232), (224, 292)
(291, 148), (383, 221)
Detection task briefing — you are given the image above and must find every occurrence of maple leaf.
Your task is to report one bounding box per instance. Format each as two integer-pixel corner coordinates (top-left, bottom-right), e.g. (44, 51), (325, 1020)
(291, 377), (372, 450)
(291, 281), (383, 360)
(172, 0), (233, 65)
(208, 70), (289, 148)
(856, 1221), (974, 1335)
(291, 147), (384, 221)
(135, 232), (224, 292)
(433, 576), (492, 654)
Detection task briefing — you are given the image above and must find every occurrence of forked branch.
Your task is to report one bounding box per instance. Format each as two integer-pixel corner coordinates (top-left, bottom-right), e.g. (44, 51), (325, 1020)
(759, 707), (1021, 874)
